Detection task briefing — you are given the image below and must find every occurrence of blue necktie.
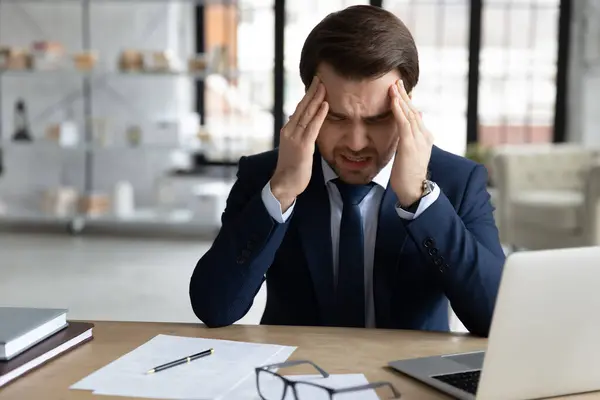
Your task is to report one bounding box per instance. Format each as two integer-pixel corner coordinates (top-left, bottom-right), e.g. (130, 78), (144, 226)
(333, 179), (374, 327)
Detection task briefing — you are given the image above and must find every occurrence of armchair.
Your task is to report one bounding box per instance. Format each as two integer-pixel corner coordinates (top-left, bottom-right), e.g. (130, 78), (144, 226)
(491, 144), (600, 250)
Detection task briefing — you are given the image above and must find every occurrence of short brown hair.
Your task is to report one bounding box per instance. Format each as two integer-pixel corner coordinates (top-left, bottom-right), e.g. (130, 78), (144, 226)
(299, 5), (419, 93)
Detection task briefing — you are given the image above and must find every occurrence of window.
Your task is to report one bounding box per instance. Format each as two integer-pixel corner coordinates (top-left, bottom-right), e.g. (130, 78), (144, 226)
(478, 0), (559, 146)
(284, 0), (369, 117)
(384, 0), (471, 156)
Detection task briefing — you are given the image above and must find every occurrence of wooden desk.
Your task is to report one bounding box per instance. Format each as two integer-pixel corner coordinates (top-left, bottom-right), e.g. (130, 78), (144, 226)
(0, 321), (596, 399)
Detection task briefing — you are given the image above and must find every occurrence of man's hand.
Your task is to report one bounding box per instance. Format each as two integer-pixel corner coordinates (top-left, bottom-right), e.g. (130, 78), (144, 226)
(389, 79), (434, 208)
(271, 76), (329, 212)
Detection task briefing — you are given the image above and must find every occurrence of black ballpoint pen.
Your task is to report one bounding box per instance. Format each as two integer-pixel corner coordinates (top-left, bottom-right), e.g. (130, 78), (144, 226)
(145, 348), (214, 374)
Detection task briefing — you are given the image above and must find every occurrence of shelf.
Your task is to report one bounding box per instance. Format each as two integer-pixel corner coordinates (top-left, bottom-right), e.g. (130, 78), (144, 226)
(0, 141), (86, 150)
(0, 0), (253, 236)
(0, 0), (238, 5)
(0, 209), (75, 224)
(85, 208), (196, 225)
(0, 69), (240, 80)
(0, 140), (185, 149)
(0, 142), (243, 163)
(0, 207), (223, 239)
(0, 208), (216, 227)
(0, 142), (206, 152)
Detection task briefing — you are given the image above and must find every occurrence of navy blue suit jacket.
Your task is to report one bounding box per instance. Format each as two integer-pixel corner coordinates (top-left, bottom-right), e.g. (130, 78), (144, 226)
(190, 146), (506, 337)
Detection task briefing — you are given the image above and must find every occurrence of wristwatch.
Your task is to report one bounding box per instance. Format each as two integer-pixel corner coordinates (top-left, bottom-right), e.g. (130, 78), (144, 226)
(400, 179), (435, 213)
(421, 179), (435, 197)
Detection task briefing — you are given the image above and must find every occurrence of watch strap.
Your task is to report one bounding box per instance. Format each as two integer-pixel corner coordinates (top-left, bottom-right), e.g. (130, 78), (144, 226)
(398, 180), (433, 212)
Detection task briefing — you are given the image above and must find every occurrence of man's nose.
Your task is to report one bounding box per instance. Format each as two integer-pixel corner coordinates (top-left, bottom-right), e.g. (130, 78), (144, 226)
(345, 124), (369, 151)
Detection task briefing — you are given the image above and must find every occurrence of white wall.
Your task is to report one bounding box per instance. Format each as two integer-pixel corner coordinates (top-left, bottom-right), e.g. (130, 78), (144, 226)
(567, 0), (600, 145)
(0, 2), (194, 212)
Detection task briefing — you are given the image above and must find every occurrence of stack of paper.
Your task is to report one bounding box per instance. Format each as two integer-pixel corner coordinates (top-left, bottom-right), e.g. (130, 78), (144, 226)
(70, 334), (296, 399)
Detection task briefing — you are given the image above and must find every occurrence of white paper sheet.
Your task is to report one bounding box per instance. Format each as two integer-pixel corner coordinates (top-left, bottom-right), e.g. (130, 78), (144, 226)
(222, 373), (380, 400)
(70, 334), (296, 400)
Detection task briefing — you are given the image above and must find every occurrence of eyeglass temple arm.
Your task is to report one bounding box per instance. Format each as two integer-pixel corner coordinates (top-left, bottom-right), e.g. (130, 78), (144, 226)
(335, 381), (401, 398)
(261, 360), (329, 378)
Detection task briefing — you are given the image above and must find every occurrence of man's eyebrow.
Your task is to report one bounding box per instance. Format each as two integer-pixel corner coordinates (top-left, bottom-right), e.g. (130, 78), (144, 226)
(327, 110), (347, 118)
(327, 109), (393, 120)
(364, 110), (393, 120)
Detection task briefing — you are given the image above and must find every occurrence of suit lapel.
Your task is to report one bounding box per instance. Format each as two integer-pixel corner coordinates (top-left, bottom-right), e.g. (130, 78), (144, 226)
(296, 152), (336, 325)
(373, 186), (408, 328)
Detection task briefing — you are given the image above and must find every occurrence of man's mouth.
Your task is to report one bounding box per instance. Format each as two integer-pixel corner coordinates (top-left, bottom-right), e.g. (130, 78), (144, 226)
(344, 155), (367, 162)
(341, 154), (371, 168)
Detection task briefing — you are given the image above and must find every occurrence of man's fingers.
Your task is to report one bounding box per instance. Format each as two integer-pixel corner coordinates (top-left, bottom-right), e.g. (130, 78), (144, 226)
(396, 80), (428, 136)
(289, 76), (321, 127)
(390, 91), (411, 143)
(396, 80), (416, 113)
(305, 101), (329, 143)
(392, 82), (420, 140)
(295, 83), (326, 137)
(393, 89), (414, 136)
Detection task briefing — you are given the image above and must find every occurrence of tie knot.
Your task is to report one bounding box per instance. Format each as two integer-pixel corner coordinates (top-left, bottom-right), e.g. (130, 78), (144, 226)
(333, 179), (374, 205)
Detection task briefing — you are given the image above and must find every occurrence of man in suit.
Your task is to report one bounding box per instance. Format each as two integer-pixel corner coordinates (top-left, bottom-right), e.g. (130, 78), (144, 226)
(190, 5), (505, 337)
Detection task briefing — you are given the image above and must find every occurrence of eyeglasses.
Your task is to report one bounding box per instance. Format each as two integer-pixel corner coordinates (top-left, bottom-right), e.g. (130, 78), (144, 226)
(255, 360), (401, 400)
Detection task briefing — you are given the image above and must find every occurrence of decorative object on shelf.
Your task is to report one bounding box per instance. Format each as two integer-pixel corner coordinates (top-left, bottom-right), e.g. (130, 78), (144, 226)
(113, 181), (135, 217)
(119, 50), (144, 72)
(41, 187), (79, 217)
(188, 54), (208, 73)
(169, 150), (193, 171)
(59, 107), (79, 147)
(31, 41), (66, 70)
(44, 107), (78, 147)
(45, 124), (60, 142)
(197, 125), (213, 148)
(126, 125), (142, 146)
(12, 99), (33, 142)
(79, 193), (110, 216)
(0, 46), (33, 70)
(146, 51), (176, 73)
(72, 51), (98, 71)
(191, 179), (234, 226)
(0, 46), (10, 69)
(210, 45), (230, 74)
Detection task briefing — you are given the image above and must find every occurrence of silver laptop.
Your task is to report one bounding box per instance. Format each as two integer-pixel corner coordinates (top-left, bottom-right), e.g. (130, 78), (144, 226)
(389, 246), (600, 400)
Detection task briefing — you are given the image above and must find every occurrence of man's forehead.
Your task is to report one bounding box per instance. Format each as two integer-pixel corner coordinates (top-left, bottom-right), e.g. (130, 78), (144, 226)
(317, 65), (398, 111)
(323, 81), (393, 118)
(316, 63), (400, 89)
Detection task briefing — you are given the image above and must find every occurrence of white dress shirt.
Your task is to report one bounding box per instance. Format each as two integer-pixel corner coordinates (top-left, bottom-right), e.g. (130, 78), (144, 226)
(260, 157), (441, 327)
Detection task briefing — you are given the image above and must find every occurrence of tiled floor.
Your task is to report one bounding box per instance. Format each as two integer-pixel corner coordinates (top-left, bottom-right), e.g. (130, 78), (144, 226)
(0, 232), (266, 324)
(0, 232), (468, 331)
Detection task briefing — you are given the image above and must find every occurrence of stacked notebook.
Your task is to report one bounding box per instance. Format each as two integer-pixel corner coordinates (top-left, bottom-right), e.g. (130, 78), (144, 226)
(0, 307), (94, 388)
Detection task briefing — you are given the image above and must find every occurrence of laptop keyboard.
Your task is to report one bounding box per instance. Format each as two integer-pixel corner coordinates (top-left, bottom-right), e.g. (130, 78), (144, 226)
(431, 370), (481, 395)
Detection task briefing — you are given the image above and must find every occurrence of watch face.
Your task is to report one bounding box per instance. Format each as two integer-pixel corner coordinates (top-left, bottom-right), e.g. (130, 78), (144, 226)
(423, 180), (433, 196)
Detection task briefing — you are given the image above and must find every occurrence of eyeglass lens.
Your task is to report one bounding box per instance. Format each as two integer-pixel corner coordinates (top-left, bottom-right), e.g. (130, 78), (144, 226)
(293, 381), (331, 400)
(257, 370), (287, 400)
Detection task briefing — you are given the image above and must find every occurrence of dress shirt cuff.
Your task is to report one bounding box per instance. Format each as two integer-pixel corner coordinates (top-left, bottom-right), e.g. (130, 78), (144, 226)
(261, 181), (295, 223)
(395, 182), (441, 220)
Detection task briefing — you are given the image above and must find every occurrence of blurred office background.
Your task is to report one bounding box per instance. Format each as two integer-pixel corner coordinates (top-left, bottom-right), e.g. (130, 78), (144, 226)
(1, 0), (598, 328)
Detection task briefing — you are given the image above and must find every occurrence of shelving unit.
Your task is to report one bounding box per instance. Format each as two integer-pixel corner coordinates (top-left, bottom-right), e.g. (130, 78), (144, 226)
(0, 68), (244, 79)
(0, 0), (263, 235)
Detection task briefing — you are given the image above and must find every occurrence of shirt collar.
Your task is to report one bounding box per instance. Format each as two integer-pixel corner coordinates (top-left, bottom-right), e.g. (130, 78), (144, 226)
(320, 155), (394, 189)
